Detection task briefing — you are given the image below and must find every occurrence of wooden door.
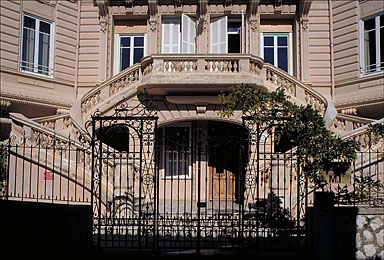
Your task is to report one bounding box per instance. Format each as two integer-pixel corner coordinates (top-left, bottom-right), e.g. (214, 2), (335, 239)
(209, 151), (237, 200)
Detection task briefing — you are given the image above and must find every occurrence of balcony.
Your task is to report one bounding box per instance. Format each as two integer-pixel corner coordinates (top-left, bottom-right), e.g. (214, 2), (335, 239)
(139, 54), (264, 94)
(79, 53), (332, 126)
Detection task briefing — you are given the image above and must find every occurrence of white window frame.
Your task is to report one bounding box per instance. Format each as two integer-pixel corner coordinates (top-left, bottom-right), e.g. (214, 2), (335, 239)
(114, 34), (147, 75)
(161, 123), (192, 179)
(227, 18), (241, 53)
(20, 12), (55, 78)
(161, 15), (196, 54)
(210, 14), (246, 54)
(359, 12), (383, 76)
(260, 32), (293, 75)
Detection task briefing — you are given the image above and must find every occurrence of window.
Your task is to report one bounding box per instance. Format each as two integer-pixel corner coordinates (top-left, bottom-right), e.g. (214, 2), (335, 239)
(260, 33), (292, 74)
(360, 13), (383, 75)
(210, 15), (245, 54)
(161, 125), (191, 178)
(228, 20), (241, 53)
(162, 15), (196, 54)
(20, 13), (54, 77)
(114, 34), (146, 74)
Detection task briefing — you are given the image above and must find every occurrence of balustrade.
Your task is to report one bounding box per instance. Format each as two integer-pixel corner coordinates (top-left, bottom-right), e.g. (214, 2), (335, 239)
(79, 54), (331, 125)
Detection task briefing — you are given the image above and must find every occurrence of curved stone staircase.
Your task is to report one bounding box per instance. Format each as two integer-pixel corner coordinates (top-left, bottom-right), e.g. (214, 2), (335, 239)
(5, 56), (383, 210)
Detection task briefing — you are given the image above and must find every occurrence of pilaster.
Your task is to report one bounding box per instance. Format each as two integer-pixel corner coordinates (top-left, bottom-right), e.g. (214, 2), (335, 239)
(95, 0), (109, 83)
(148, 0), (159, 54)
(248, 0), (259, 56)
(299, 0), (312, 83)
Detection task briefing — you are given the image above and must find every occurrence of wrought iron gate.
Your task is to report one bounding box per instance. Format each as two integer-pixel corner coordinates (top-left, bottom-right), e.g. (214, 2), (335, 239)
(90, 99), (159, 250)
(91, 102), (307, 253)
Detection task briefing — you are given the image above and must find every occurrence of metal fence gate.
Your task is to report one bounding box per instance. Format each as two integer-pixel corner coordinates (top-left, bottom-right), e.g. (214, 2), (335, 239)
(91, 103), (306, 254)
(90, 101), (159, 251)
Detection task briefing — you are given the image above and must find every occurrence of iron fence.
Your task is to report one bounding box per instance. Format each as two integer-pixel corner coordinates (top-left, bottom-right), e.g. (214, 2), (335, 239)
(1, 132), (92, 204)
(1, 115), (382, 254)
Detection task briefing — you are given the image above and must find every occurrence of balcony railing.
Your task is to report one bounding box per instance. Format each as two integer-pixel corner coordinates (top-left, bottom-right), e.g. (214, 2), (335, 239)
(80, 54), (331, 123)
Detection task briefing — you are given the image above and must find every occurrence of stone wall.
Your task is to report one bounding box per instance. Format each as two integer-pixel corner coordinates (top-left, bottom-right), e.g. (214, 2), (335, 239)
(356, 207), (384, 260)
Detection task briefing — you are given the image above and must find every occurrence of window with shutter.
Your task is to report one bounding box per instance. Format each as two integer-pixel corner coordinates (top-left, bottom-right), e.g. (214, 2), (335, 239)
(210, 16), (245, 54)
(210, 16), (227, 54)
(162, 18), (181, 54)
(162, 16), (196, 54)
(181, 14), (196, 54)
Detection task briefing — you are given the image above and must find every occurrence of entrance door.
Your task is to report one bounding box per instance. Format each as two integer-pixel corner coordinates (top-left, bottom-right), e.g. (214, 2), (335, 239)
(209, 150), (237, 200)
(208, 121), (241, 201)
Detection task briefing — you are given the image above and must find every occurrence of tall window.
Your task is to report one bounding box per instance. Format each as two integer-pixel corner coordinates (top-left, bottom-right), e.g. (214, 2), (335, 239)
(20, 13), (54, 77)
(260, 33), (292, 74)
(210, 15), (245, 54)
(115, 34), (146, 74)
(162, 125), (191, 178)
(360, 13), (383, 75)
(162, 15), (196, 54)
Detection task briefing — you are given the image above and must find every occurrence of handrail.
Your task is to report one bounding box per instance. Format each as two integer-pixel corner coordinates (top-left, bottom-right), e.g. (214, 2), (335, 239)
(262, 63), (336, 125)
(340, 118), (384, 151)
(262, 63), (328, 114)
(331, 114), (376, 135)
(78, 54), (335, 128)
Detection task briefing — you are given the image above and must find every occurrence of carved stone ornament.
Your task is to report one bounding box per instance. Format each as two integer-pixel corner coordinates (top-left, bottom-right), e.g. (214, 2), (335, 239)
(301, 17), (309, 31)
(196, 104), (207, 114)
(250, 18), (258, 31)
(149, 18), (157, 32)
(99, 16), (108, 32)
(198, 17), (207, 32)
(125, 0), (134, 6)
(175, 0), (183, 14)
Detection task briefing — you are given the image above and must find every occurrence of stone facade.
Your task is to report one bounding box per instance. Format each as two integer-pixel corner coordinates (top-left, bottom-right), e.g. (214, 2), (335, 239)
(356, 208), (384, 260)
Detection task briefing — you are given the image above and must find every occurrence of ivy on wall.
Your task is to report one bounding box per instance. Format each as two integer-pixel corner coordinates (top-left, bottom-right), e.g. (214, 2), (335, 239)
(218, 84), (358, 191)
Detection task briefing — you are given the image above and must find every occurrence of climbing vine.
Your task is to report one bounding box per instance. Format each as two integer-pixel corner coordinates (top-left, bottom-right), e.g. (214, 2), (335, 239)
(218, 84), (358, 191)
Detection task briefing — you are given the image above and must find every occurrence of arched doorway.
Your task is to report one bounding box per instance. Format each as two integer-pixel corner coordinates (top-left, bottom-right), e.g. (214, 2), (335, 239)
(157, 120), (246, 214)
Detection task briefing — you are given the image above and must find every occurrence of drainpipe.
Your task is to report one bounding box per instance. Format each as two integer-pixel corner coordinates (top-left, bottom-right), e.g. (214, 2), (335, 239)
(328, 0), (335, 100)
(74, 0), (81, 100)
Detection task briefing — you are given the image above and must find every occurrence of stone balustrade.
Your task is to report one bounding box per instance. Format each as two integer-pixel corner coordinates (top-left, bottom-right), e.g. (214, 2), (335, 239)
(263, 63), (328, 115)
(330, 114), (375, 135)
(80, 54), (332, 123)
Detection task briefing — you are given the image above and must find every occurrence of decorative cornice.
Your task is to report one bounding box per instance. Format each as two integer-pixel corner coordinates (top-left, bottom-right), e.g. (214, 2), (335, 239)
(334, 93), (384, 109)
(225, 0), (233, 14)
(0, 99), (11, 111)
(274, 0), (282, 14)
(1, 92), (73, 109)
(175, 0), (183, 14)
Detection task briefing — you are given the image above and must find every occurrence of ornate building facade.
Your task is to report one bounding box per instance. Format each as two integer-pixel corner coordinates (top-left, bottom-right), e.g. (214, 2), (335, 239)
(0, 0), (383, 256)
